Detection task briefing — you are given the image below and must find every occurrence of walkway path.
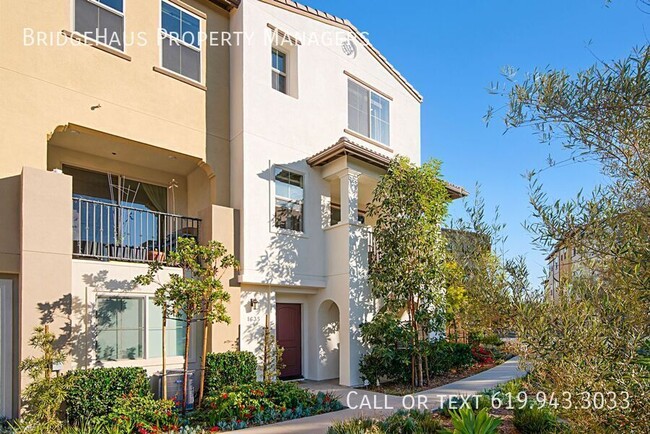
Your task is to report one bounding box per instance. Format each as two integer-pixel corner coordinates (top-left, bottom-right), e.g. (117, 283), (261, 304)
(241, 357), (526, 434)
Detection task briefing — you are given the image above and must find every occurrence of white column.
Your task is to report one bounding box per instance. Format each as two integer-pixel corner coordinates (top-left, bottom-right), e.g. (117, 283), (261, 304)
(339, 170), (360, 224)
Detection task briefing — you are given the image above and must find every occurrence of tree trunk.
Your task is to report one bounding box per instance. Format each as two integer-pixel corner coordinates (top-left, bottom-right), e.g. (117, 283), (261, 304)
(198, 310), (210, 408)
(424, 349), (430, 386)
(182, 317), (192, 415)
(162, 313), (167, 400)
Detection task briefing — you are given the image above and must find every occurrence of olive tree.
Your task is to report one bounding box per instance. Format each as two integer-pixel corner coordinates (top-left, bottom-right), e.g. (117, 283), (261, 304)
(488, 45), (650, 432)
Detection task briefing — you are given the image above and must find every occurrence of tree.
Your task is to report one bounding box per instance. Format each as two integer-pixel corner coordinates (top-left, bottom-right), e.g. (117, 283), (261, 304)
(446, 190), (522, 338)
(135, 238), (237, 413)
(366, 156), (450, 388)
(488, 45), (650, 431)
(18, 326), (67, 431)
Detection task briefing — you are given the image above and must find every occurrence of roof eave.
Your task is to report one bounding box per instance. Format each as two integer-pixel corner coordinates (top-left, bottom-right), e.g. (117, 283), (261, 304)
(208, 0), (240, 11)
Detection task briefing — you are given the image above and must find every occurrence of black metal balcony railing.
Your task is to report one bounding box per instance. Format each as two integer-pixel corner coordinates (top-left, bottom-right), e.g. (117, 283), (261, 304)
(73, 197), (200, 263)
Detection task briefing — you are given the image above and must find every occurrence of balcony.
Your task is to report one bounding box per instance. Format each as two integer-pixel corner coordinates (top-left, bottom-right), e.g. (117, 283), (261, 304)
(73, 196), (200, 263)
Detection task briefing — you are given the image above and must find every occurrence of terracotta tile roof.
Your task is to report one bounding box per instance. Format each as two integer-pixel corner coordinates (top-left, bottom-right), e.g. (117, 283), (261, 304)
(307, 137), (391, 168)
(307, 137), (468, 200)
(261, 0), (423, 102)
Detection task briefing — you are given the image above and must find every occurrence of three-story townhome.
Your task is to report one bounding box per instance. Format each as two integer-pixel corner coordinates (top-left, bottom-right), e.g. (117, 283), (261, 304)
(0, 0), (465, 418)
(0, 0), (240, 418)
(229, 0), (465, 386)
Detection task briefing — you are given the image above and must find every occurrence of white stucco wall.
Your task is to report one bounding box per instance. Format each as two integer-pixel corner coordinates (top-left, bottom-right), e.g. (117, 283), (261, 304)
(232, 0), (422, 386)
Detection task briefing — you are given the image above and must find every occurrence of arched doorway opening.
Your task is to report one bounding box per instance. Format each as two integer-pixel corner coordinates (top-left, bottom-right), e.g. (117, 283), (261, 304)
(317, 300), (340, 380)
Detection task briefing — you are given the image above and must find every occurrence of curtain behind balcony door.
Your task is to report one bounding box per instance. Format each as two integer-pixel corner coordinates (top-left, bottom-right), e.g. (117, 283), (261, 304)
(141, 183), (167, 213)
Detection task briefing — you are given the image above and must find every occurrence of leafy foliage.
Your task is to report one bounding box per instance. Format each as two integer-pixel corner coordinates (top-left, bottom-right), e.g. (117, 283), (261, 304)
(327, 410), (442, 434)
(366, 156), (451, 388)
(204, 351), (257, 396)
(490, 41), (650, 432)
(101, 394), (179, 433)
(64, 367), (149, 425)
(196, 382), (341, 430)
(443, 407), (501, 434)
(427, 341), (474, 375)
(513, 404), (558, 434)
(135, 237), (238, 411)
(18, 326), (68, 431)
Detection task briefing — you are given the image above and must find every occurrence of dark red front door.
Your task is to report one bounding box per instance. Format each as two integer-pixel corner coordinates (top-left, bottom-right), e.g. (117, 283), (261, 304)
(276, 303), (302, 379)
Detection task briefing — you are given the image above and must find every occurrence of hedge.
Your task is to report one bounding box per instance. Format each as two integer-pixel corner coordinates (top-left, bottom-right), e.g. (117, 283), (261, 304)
(204, 351), (256, 396)
(428, 340), (474, 375)
(64, 367), (150, 424)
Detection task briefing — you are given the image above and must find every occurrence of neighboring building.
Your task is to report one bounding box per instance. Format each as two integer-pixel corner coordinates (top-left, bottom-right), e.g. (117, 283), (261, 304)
(0, 0), (465, 418)
(545, 241), (583, 300)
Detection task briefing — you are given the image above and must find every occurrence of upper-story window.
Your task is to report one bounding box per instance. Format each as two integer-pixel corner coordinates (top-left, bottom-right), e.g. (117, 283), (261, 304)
(161, 0), (202, 83)
(348, 79), (391, 146)
(272, 48), (287, 93)
(74, 0), (125, 51)
(274, 168), (304, 232)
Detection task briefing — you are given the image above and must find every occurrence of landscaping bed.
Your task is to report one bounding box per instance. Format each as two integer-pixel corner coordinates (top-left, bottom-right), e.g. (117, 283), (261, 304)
(330, 379), (565, 434)
(366, 360), (503, 396)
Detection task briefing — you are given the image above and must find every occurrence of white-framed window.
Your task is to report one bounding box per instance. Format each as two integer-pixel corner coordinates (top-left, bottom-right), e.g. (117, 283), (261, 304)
(160, 0), (202, 83)
(272, 48), (287, 94)
(348, 79), (391, 145)
(74, 0), (125, 51)
(274, 167), (304, 232)
(95, 295), (186, 361)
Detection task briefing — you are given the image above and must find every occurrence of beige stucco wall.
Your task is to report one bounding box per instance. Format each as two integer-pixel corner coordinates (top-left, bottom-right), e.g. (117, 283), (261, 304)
(19, 168), (73, 398)
(0, 0), (233, 273)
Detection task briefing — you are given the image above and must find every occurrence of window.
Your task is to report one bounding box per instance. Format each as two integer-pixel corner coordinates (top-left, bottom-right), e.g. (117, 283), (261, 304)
(348, 79), (391, 145)
(96, 297), (144, 361)
(274, 168), (304, 232)
(75, 0), (125, 51)
(272, 48), (287, 93)
(161, 1), (201, 82)
(148, 300), (186, 358)
(95, 296), (187, 361)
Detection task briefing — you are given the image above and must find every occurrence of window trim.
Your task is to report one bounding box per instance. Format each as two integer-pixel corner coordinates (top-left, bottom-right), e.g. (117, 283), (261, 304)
(72, 0), (127, 53)
(271, 165), (307, 236)
(94, 293), (189, 364)
(347, 77), (392, 147)
(159, 0), (204, 85)
(271, 48), (288, 94)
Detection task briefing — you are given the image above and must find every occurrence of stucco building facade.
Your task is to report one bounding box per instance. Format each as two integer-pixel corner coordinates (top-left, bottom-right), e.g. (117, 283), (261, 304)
(0, 0), (464, 418)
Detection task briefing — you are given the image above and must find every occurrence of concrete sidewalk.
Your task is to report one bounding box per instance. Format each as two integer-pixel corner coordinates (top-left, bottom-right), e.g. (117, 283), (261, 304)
(241, 358), (525, 434)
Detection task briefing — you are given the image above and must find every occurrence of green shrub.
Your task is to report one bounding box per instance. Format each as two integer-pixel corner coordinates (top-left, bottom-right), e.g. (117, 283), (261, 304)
(513, 404), (557, 434)
(440, 395), (491, 417)
(327, 417), (382, 434)
(102, 394), (179, 433)
(64, 367), (150, 424)
(429, 341), (474, 375)
(359, 313), (413, 385)
(382, 409), (442, 434)
(327, 411), (442, 434)
(196, 381), (342, 430)
(204, 351), (257, 396)
(444, 407), (501, 434)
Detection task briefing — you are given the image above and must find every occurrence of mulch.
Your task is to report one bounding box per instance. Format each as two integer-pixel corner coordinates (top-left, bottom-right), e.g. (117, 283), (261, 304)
(366, 362), (500, 396)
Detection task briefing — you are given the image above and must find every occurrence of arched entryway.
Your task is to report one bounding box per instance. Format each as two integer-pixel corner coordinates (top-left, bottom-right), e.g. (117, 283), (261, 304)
(317, 300), (340, 380)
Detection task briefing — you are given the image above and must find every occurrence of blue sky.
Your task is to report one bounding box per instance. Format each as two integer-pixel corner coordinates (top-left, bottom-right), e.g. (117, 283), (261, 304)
(304, 0), (649, 287)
